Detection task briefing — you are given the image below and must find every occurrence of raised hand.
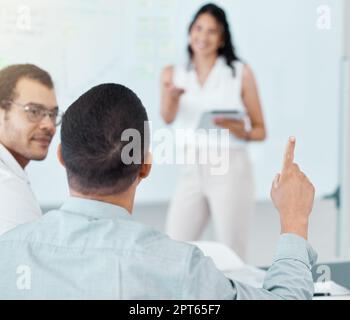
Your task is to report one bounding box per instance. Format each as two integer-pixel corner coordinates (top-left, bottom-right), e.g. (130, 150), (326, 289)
(270, 137), (315, 239)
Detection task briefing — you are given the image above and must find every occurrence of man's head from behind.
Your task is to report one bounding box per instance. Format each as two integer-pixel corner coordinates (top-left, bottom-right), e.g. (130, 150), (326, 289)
(59, 84), (151, 200)
(0, 64), (58, 168)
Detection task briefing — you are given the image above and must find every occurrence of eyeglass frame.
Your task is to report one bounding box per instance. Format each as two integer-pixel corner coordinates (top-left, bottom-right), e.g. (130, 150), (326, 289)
(1, 100), (64, 127)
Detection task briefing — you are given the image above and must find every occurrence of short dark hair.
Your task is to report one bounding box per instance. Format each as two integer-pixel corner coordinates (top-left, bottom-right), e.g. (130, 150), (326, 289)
(0, 64), (54, 108)
(61, 84), (149, 196)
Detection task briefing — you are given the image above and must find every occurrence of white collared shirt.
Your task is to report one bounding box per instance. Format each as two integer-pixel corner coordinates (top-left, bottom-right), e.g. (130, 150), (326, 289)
(0, 143), (42, 236)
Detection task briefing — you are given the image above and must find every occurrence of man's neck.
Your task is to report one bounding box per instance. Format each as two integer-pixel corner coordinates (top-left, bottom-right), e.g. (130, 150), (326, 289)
(70, 188), (136, 214)
(0, 142), (29, 169)
(12, 151), (29, 169)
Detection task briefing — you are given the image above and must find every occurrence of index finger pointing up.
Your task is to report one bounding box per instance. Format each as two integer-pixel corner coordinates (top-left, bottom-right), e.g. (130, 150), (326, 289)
(282, 137), (296, 172)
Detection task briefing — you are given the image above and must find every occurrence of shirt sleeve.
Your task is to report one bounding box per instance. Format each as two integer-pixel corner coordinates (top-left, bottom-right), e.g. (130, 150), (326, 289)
(181, 234), (317, 300)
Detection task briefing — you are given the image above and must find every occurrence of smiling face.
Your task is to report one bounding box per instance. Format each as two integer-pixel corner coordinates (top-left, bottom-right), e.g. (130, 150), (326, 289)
(0, 77), (57, 168)
(189, 13), (224, 58)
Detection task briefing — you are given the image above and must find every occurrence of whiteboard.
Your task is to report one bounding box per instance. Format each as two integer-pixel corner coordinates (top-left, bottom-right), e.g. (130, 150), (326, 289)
(0, 0), (344, 207)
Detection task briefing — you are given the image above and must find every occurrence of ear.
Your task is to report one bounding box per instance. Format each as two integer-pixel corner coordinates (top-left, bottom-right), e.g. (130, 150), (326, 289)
(0, 109), (4, 125)
(0, 103), (8, 124)
(139, 151), (152, 180)
(57, 143), (65, 168)
(0, 100), (10, 110)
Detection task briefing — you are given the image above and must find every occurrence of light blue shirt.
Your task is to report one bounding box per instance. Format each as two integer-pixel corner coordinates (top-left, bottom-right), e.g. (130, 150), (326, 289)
(0, 197), (317, 300)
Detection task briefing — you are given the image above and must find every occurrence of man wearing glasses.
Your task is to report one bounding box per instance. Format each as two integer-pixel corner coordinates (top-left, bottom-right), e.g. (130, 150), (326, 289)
(0, 64), (62, 236)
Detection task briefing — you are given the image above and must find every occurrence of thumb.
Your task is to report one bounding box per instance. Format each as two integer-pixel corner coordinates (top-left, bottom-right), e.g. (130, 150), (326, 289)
(273, 174), (281, 189)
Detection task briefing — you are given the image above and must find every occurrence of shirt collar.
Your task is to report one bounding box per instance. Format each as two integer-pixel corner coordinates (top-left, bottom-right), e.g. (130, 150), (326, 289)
(0, 143), (29, 182)
(60, 196), (133, 221)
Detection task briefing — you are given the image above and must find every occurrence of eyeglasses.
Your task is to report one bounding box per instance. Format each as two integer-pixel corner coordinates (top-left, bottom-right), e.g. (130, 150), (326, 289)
(4, 100), (63, 127)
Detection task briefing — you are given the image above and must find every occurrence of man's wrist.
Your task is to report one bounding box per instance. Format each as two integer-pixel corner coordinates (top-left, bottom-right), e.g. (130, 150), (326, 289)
(281, 221), (309, 240)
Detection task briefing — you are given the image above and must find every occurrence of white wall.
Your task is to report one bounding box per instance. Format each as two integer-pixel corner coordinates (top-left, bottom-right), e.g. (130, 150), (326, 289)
(346, 0), (350, 256)
(338, 0), (350, 257)
(0, 0), (344, 213)
(0, 0), (342, 206)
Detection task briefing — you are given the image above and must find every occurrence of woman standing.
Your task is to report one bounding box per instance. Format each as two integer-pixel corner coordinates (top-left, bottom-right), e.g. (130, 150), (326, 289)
(160, 3), (266, 260)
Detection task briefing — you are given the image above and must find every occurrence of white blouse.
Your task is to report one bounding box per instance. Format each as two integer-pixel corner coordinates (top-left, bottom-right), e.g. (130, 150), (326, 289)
(173, 57), (248, 148)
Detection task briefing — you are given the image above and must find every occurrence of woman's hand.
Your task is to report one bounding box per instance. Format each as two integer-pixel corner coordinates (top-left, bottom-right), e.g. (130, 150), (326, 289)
(165, 84), (185, 101)
(214, 117), (250, 140)
(160, 66), (185, 124)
